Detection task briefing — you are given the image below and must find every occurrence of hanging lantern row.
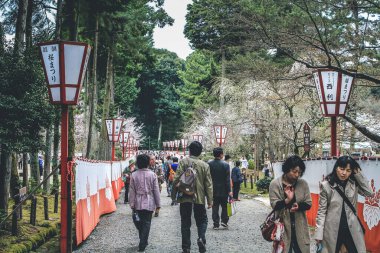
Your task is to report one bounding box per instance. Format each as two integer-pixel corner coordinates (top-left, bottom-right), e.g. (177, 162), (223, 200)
(192, 134), (203, 143)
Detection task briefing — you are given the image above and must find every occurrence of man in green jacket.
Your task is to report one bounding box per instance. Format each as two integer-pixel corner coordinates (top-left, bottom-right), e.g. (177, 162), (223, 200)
(172, 141), (213, 253)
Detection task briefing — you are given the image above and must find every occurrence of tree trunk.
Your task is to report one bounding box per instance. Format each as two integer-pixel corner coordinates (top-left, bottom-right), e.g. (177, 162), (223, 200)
(99, 48), (113, 160)
(25, 0), (33, 50)
(14, 0), (28, 56)
(0, 21), (4, 55)
(30, 151), (40, 188)
(220, 48), (225, 107)
(55, 0), (63, 40)
(10, 153), (20, 198)
(43, 126), (52, 194)
(52, 113), (60, 194)
(66, 0), (78, 159)
(157, 120), (162, 149)
(86, 13), (99, 158)
(0, 145), (12, 214)
(344, 115), (380, 143)
(22, 153), (28, 187)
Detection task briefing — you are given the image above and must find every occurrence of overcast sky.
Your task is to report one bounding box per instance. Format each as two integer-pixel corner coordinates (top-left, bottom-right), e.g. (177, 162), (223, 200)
(153, 0), (193, 60)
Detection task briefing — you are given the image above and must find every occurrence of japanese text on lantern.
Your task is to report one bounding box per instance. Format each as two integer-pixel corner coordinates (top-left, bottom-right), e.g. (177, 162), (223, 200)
(41, 44), (60, 85)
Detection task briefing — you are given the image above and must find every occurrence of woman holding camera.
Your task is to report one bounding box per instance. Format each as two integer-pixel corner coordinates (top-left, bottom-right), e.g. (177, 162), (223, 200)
(269, 155), (312, 253)
(315, 156), (373, 253)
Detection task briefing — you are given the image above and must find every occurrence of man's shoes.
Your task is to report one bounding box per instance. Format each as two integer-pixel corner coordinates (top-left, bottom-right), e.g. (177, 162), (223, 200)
(182, 249), (191, 253)
(154, 212), (159, 217)
(221, 222), (228, 229)
(197, 238), (206, 253)
(138, 248), (145, 252)
(171, 201), (175, 206)
(213, 225), (219, 230)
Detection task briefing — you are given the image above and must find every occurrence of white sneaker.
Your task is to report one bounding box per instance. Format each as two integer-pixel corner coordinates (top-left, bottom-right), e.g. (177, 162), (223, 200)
(221, 222), (228, 229)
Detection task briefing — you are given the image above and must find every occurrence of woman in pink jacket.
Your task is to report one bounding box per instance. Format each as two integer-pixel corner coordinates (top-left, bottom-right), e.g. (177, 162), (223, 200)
(129, 154), (161, 252)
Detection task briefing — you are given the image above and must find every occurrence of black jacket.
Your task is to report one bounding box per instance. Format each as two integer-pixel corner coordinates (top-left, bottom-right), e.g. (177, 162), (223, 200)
(208, 159), (231, 197)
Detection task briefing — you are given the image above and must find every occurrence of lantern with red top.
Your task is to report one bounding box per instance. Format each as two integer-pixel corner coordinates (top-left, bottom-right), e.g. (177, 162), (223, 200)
(169, 141), (174, 151)
(213, 125), (228, 147)
(38, 41), (91, 253)
(135, 140), (139, 155)
(119, 131), (130, 160)
(181, 139), (189, 156)
(105, 118), (124, 161)
(128, 136), (134, 158)
(312, 69), (354, 156)
(173, 140), (179, 154)
(192, 134), (203, 143)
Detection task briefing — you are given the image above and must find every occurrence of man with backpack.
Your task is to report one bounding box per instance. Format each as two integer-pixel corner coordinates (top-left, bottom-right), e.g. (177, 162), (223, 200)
(208, 147), (232, 230)
(172, 141), (213, 253)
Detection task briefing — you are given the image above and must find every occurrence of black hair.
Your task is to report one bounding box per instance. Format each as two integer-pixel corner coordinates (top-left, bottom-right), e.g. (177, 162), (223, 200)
(173, 157), (179, 162)
(189, 141), (202, 156)
(136, 154), (150, 169)
(235, 160), (241, 167)
(213, 147), (223, 158)
(327, 155), (359, 185)
(282, 155), (306, 177)
(225, 155), (231, 161)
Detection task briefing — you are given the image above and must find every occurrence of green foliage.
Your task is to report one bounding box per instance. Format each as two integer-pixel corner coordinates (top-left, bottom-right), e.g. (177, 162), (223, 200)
(248, 159), (255, 170)
(177, 50), (219, 121)
(0, 47), (54, 153)
(133, 49), (185, 148)
(255, 177), (272, 193)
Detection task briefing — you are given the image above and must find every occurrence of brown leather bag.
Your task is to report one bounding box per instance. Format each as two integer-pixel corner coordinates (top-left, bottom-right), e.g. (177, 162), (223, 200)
(260, 210), (276, 242)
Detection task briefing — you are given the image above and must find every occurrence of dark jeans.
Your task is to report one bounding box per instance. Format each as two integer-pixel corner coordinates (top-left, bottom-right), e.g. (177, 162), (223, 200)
(180, 202), (208, 251)
(335, 228), (357, 253)
(133, 210), (153, 251)
(124, 183), (129, 202)
(232, 183), (240, 199)
(212, 196), (229, 227)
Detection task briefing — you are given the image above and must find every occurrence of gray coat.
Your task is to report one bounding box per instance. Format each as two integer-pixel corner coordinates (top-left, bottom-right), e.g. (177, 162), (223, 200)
(269, 177), (312, 253)
(315, 173), (373, 253)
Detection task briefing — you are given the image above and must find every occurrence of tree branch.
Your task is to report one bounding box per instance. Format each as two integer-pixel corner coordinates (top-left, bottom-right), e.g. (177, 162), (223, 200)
(343, 115), (380, 143)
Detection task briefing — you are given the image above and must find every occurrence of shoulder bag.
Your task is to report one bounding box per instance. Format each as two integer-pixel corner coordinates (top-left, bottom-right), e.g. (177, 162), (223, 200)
(334, 186), (366, 234)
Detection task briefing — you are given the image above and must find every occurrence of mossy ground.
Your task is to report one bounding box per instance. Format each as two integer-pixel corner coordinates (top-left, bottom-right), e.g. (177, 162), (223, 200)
(0, 195), (61, 253)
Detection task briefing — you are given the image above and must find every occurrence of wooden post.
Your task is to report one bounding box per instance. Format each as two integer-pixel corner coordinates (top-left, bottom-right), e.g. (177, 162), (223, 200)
(30, 196), (37, 225)
(244, 174), (247, 188)
(12, 205), (19, 236)
(54, 192), (59, 213)
(44, 196), (49, 220)
(250, 175), (254, 189)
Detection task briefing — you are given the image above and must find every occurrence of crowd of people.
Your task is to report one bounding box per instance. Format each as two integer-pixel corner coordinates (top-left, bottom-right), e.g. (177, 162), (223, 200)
(122, 142), (374, 253)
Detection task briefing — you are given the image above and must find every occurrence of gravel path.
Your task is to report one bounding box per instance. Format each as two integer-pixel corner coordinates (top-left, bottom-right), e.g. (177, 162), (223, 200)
(74, 185), (274, 253)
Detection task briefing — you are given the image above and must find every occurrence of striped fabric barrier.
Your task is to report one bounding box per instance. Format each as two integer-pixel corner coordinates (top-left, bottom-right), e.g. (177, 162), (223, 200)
(273, 158), (380, 253)
(75, 158), (133, 245)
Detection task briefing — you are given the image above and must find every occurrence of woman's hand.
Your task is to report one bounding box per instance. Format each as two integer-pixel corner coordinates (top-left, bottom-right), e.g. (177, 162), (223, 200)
(284, 186), (294, 203)
(290, 203), (299, 212)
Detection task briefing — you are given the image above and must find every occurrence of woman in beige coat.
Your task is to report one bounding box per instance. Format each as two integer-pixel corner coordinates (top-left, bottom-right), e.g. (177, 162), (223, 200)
(315, 156), (373, 253)
(269, 155), (312, 253)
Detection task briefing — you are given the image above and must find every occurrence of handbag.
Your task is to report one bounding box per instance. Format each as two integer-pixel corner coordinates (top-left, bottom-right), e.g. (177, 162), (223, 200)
(260, 209), (277, 242)
(334, 185), (366, 234)
(227, 198), (237, 216)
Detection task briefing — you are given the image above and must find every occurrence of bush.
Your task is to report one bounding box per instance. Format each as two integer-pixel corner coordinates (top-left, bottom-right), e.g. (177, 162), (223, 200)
(255, 177), (272, 193)
(248, 159), (255, 170)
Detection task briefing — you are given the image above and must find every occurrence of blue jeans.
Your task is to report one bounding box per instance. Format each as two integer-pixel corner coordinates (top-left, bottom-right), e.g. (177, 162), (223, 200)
(180, 202), (208, 250)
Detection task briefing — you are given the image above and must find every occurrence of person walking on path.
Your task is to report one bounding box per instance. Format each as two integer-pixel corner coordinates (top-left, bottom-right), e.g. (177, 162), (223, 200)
(315, 156), (373, 253)
(129, 154), (161, 252)
(172, 141), (213, 253)
(123, 160), (135, 204)
(231, 160), (243, 201)
(269, 155), (312, 253)
(208, 147), (232, 230)
(169, 157), (179, 206)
